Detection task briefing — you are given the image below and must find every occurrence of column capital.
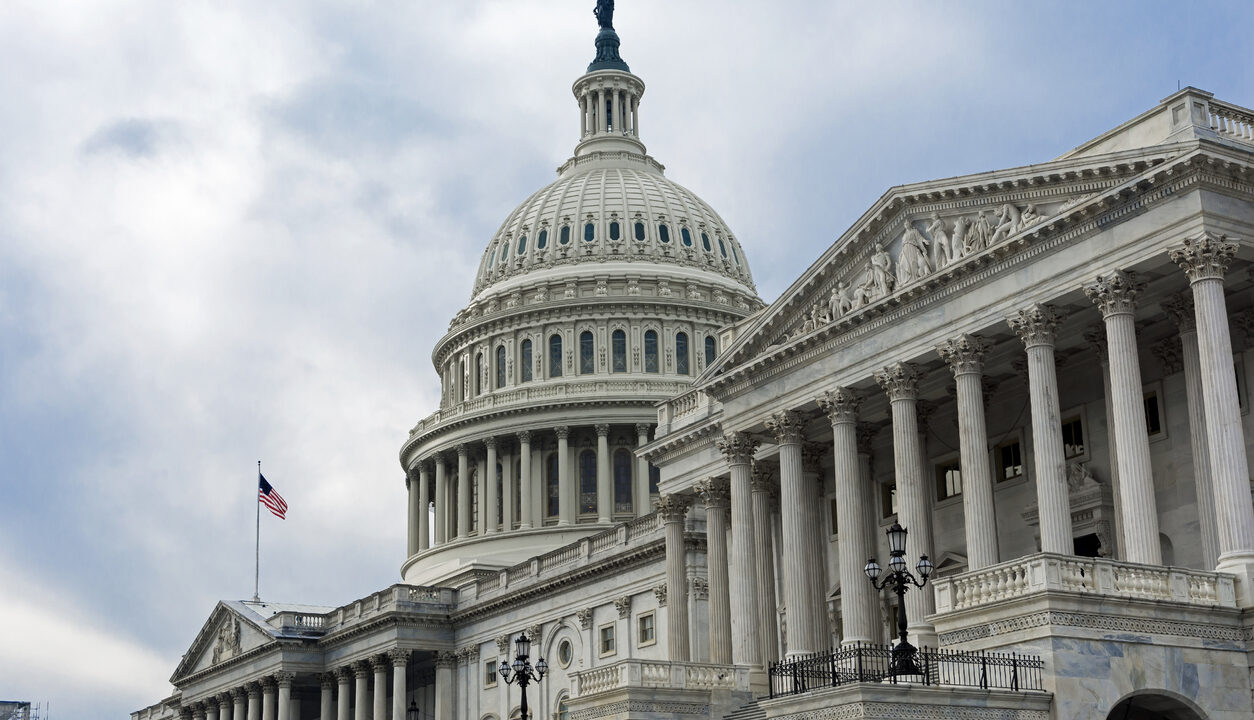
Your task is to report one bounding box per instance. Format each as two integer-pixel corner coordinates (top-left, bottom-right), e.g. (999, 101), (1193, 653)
(1153, 338), (1183, 375)
(388, 648), (410, 667)
(336, 665), (354, 681)
(716, 431), (759, 464)
(354, 660), (372, 678)
(1169, 232), (1238, 283)
(856, 423), (879, 455)
(1082, 324), (1108, 360)
(230, 687), (247, 700)
(801, 442), (826, 474)
(554, 425), (571, 440)
(260, 676), (276, 690)
(1235, 309), (1254, 350)
(655, 493), (691, 521)
(484, 436), (498, 450)
(817, 386), (861, 424)
(516, 429), (532, 443)
(750, 463), (776, 494)
(496, 634), (513, 655)
(695, 476), (730, 508)
(936, 333), (992, 375)
(454, 443), (468, 458)
(274, 671), (295, 687)
(319, 672), (336, 689)
(636, 423), (652, 438)
(614, 595), (632, 618)
(874, 361), (921, 401)
(217, 693), (232, 709)
(653, 583), (668, 607)
(434, 651), (458, 669)
(765, 409), (806, 443)
(405, 465), (419, 487)
(1084, 270), (1145, 317)
(1009, 303), (1062, 347)
(527, 624), (543, 644)
(1160, 292), (1197, 332)
(575, 607), (594, 630)
(595, 423), (610, 437)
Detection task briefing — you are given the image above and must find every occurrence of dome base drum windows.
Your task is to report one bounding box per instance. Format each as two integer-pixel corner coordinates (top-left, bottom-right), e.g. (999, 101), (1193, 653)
(560, 226), (571, 245)
(658, 224), (670, 244)
(549, 334), (563, 378)
(537, 229), (548, 249)
(644, 330), (659, 373)
(496, 345), (507, 388)
(580, 331), (595, 374)
(675, 332), (690, 376)
(520, 339), (533, 382)
(584, 222), (595, 242)
(579, 449), (597, 515)
(634, 222), (646, 241)
(680, 227), (693, 247)
(611, 330), (627, 372)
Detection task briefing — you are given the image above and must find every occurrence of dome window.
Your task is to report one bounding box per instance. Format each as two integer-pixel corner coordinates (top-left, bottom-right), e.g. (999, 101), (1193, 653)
(730, 244), (739, 264)
(500, 244), (509, 262)
(644, 330), (659, 373)
(634, 222), (646, 241)
(584, 222), (596, 242)
(611, 329), (627, 372)
(614, 449), (633, 513)
(701, 233), (711, 252)
(681, 228), (693, 247)
(718, 237), (727, 257)
(549, 334), (563, 377)
(580, 331), (595, 374)
(658, 224), (670, 244)
(705, 336), (717, 366)
(517, 235), (527, 254)
(520, 339), (533, 382)
(488, 251), (495, 269)
(579, 450), (597, 514)
(560, 226), (571, 245)
(676, 332), (690, 376)
(538, 229), (548, 249)
(609, 221), (620, 241)
(496, 345), (506, 388)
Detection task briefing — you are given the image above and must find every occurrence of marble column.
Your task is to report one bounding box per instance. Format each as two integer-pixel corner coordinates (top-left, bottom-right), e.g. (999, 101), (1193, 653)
(636, 424), (652, 517)
(937, 334), (1000, 570)
(485, 438), (499, 534)
(750, 464), (780, 664)
(696, 477), (732, 664)
(353, 662), (369, 720)
(802, 443), (832, 647)
(556, 426), (573, 525)
(193, 704), (207, 720)
(275, 673), (292, 720)
(596, 424), (612, 522)
(261, 679), (275, 720)
(390, 649), (408, 720)
(205, 702), (217, 720)
(818, 388), (877, 645)
(856, 424), (884, 638)
(611, 88), (621, 133)
(232, 688), (246, 720)
(502, 445), (515, 531)
(372, 656), (388, 720)
(765, 410), (818, 657)
(476, 455), (488, 535)
(433, 453), (447, 545)
(1171, 235), (1254, 588)
(657, 494), (692, 661)
(455, 444), (470, 538)
(246, 683), (260, 720)
(336, 667), (351, 720)
(873, 362), (936, 647)
(319, 675), (334, 720)
(716, 432), (764, 670)
(518, 431), (534, 529)
(1085, 272), (1161, 565)
(1084, 327), (1125, 559)
(434, 652), (456, 720)
(1163, 293), (1220, 568)
(217, 693), (232, 720)
(406, 467), (420, 557)
(1009, 304), (1074, 556)
(417, 462), (430, 551)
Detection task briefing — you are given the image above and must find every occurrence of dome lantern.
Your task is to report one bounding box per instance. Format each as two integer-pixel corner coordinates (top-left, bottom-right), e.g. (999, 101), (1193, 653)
(572, 2), (646, 159)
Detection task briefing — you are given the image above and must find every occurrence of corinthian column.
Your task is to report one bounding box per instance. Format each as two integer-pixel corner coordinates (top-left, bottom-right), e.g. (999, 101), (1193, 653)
(275, 673), (293, 720)
(1008, 304), (1074, 555)
(246, 683), (260, 720)
(318, 676), (333, 720)
(937, 334), (1000, 569)
(596, 424), (612, 522)
(232, 688), (246, 720)
(1083, 327), (1124, 558)
(750, 464), (780, 663)
(716, 431), (764, 671)
(765, 410), (818, 657)
(657, 494), (692, 661)
(261, 678), (275, 720)
(517, 431), (534, 529)
(353, 662), (369, 720)
(556, 426), (572, 525)
(406, 466), (420, 556)
(434, 652), (456, 720)
(1085, 272), (1160, 565)
(800, 443), (831, 647)
(456, 444), (470, 539)
(696, 477), (732, 664)
(636, 424), (652, 517)
(218, 694), (232, 720)
(873, 362), (936, 647)
(433, 452), (447, 545)
(1162, 293), (1219, 568)
(818, 387), (876, 645)
(484, 438), (499, 534)
(390, 649), (409, 720)
(371, 656), (387, 720)
(1171, 235), (1254, 590)
(335, 668), (351, 720)
(417, 462), (430, 551)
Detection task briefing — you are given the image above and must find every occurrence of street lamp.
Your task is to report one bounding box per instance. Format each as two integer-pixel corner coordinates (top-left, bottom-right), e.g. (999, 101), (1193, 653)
(864, 522), (933, 677)
(498, 631), (548, 719)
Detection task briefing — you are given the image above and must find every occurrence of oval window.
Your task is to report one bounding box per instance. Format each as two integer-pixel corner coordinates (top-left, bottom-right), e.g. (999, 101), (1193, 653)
(537, 229), (548, 249)
(701, 232), (711, 252)
(717, 236), (727, 257)
(634, 222), (646, 241)
(609, 221), (620, 241)
(681, 228), (693, 247)
(517, 235), (527, 254)
(658, 224), (670, 244)
(584, 222), (595, 242)
(558, 639), (574, 667)
(560, 226), (571, 245)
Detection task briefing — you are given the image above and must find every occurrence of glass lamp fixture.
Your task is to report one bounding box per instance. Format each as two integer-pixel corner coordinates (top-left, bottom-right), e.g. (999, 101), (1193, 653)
(886, 522), (907, 554)
(864, 558), (881, 580)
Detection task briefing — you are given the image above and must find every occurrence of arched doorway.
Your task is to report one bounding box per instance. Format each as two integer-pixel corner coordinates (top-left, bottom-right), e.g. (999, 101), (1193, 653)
(1105, 690), (1207, 720)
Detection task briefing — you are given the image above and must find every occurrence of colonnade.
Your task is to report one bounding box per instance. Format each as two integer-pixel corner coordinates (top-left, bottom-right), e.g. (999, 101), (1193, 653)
(581, 84), (639, 138)
(407, 424), (656, 555)
(659, 233), (1254, 660)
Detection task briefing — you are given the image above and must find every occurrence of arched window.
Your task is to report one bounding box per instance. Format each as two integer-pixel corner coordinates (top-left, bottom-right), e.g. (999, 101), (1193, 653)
(555, 696), (570, 720)
(584, 222), (595, 242)
(611, 329), (627, 373)
(644, 330), (659, 373)
(520, 339), (533, 382)
(658, 224), (670, 244)
(701, 232), (711, 252)
(648, 464), (660, 495)
(458, 358), (466, 399)
(546, 453), (560, 519)
(537, 229), (548, 249)
(717, 236), (727, 257)
(580, 331), (595, 374)
(705, 336), (716, 366)
(675, 332), (690, 376)
(634, 222), (646, 241)
(474, 353), (483, 395)
(496, 345), (506, 388)
(488, 250), (495, 268)
(500, 243), (509, 262)
(549, 334), (563, 378)
(730, 244), (739, 263)
(560, 226), (571, 245)
(579, 449), (597, 515)
(613, 448), (632, 514)
(681, 227), (693, 246)
(517, 235), (527, 254)
(495, 462), (504, 526)
(609, 221), (620, 241)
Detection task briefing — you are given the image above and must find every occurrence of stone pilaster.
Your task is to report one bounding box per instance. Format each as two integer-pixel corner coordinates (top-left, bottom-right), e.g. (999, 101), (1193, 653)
(750, 463), (780, 664)
(937, 334), (1000, 570)
(433, 452), (447, 545)
(596, 424), (612, 522)
(765, 409), (819, 657)
(456, 444), (470, 539)
(1085, 272), (1160, 565)
(556, 426), (572, 525)
(656, 493), (692, 661)
(716, 431), (763, 671)
(818, 387), (877, 645)
(635, 424), (652, 517)
(484, 437), (499, 534)
(696, 476), (732, 665)
(517, 431), (534, 529)
(1009, 304), (1074, 555)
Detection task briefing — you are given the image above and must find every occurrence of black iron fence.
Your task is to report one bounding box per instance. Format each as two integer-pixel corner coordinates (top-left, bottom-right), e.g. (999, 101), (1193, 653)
(768, 643), (1045, 698)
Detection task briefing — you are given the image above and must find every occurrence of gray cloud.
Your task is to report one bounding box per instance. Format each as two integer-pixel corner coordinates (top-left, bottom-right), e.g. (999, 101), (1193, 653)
(81, 117), (183, 158)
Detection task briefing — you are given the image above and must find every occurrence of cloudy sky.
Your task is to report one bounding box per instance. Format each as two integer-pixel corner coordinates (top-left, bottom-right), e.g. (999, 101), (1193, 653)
(1, 0), (1251, 716)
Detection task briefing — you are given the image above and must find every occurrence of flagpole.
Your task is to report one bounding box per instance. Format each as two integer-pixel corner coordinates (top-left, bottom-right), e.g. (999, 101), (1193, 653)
(254, 459), (261, 603)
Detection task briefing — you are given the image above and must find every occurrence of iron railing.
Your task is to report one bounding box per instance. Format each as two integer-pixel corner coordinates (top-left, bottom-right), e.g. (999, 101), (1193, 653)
(768, 643), (1045, 698)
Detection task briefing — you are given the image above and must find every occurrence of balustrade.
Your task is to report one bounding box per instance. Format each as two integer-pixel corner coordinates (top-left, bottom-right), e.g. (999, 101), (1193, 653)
(572, 659), (747, 696)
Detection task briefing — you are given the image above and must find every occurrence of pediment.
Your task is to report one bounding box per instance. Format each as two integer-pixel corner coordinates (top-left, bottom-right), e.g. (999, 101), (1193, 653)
(171, 602), (276, 684)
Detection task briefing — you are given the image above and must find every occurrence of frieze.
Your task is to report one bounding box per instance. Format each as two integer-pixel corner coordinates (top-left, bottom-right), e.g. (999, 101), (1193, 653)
(765, 704), (1050, 720)
(938, 609), (1243, 645)
(570, 700), (710, 720)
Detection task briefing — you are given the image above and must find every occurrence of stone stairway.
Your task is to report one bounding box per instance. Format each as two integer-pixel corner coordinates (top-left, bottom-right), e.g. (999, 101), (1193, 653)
(720, 698), (766, 720)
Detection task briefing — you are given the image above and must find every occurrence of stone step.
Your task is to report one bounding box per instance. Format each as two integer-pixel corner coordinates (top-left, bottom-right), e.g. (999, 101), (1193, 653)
(720, 699), (766, 720)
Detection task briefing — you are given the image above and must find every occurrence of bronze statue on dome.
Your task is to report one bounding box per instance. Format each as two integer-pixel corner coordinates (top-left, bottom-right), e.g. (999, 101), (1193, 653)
(595, 1), (614, 29)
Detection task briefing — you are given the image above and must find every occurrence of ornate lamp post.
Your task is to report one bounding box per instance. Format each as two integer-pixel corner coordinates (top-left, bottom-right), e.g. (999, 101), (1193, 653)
(498, 631), (548, 719)
(864, 522), (934, 677)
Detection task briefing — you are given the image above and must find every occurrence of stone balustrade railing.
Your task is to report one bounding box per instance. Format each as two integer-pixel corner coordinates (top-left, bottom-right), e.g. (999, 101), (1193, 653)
(573, 659), (749, 696)
(656, 388), (718, 433)
(1209, 99), (1254, 145)
(270, 584), (455, 637)
(932, 553), (1237, 614)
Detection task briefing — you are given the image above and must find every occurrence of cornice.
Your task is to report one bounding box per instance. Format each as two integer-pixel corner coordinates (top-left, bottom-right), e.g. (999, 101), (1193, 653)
(642, 420), (723, 465)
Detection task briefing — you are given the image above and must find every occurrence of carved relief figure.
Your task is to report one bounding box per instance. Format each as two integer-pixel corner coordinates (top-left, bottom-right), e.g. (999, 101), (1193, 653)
(896, 222), (932, 285)
(969, 210), (992, 253)
(829, 282), (852, 320)
(951, 215), (971, 258)
(989, 203), (1022, 245)
(926, 213), (953, 269)
(1019, 203), (1044, 228)
(869, 243), (895, 299)
(211, 616), (242, 665)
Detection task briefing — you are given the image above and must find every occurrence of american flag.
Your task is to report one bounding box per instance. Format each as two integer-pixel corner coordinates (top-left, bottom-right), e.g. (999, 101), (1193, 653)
(258, 474), (288, 519)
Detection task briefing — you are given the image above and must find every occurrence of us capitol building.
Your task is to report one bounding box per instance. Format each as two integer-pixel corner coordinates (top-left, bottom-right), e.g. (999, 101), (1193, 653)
(134, 6), (1254, 720)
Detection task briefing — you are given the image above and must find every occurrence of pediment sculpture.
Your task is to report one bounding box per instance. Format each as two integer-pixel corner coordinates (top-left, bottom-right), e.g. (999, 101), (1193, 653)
(211, 615), (242, 665)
